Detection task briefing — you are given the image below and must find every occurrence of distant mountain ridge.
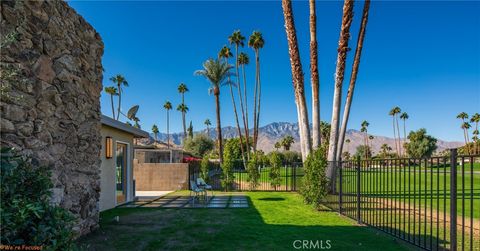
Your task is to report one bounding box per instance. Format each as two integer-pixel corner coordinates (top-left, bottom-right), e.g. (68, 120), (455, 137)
(144, 122), (463, 154)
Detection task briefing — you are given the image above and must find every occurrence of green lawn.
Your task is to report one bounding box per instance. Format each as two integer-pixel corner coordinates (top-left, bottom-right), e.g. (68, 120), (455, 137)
(78, 192), (411, 250)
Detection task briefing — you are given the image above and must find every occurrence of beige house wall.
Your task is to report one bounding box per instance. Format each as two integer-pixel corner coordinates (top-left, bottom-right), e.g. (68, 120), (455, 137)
(134, 162), (189, 191)
(100, 125), (135, 211)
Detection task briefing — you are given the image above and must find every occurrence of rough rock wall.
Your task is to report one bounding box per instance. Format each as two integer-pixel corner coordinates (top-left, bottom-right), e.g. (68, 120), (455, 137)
(1, 1), (104, 235)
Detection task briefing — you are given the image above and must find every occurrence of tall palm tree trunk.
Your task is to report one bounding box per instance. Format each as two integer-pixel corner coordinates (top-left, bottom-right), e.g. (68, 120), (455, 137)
(395, 114), (402, 156)
(403, 119), (407, 157)
(181, 94), (187, 140)
(282, 0), (312, 162)
(116, 85), (121, 120)
(214, 89), (223, 163)
(392, 116), (399, 156)
(225, 58), (247, 168)
(110, 94), (115, 119)
(242, 64), (250, 156)
(167, 110), (170, 149)
(235, 46), (250, 160)
(336, 0), (370, 161)
(207, 125), (210, 137)
(252, 49), (260, 152)
(326, 0), (355, 181)
(255, 53), (262, 151)
(309, 0), (321, 149)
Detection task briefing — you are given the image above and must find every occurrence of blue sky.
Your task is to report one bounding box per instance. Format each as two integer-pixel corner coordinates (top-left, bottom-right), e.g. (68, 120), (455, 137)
(69, 1), (479, 142)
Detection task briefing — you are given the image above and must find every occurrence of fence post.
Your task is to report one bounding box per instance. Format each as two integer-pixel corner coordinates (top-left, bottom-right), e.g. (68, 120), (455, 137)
(339, 160), (343, 214)
(356, 157), (361, 224)
(450, 149), (457, 251)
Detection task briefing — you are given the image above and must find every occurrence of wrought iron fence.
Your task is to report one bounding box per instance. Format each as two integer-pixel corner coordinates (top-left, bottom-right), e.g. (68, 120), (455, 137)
(188, 161), (304, 191)
(323, 149), (480, 251)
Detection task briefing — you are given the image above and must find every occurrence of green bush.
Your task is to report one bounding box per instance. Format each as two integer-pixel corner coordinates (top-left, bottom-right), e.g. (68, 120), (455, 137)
(1, 147), (76, 250)
(221, 140), (237, 191)
(300, 147), (329, 209)
(200, 155), (211, 183)
(183, 134), (214, 157)
(247, 151), (261, 190)
(269, 151), (282, 190)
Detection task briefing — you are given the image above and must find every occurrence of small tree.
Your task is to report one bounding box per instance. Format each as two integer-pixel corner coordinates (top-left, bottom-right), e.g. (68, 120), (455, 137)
(404, 128), (437, 158)
(269, 151), (282, 190)
(200, 155), (210, 183)
(183, 134), (214, 157)
(354, 145), (372, 160)
(222, 139), (238, 191)
(300, 147), (328, 208)
(247, 151), (261, 190)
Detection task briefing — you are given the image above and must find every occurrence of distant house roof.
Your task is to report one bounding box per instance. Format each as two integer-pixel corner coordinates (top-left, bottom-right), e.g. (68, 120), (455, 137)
(101, 115), (149, 138)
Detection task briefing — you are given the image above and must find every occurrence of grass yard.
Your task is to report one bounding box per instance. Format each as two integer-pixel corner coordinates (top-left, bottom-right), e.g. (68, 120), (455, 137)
(78, 192), (412, 250)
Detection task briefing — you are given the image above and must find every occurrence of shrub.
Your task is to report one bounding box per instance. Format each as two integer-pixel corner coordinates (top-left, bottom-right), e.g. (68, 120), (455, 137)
(300, 147), (329, 209)
(200, 155), (211, 183)
(221, 140), (237, 191)
(183, 134), (214, 157)
(247, 151), (261, 190)
(269, 151), (282, 190)
(1, 147), (76, 250)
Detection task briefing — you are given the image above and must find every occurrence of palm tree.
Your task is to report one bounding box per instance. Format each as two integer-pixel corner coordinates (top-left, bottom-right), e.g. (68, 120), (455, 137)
(104, 86), (118, 118)
(176, 103), (189, 142)
(152, 124), (159, 143)
(248, 31), (265, 152)
(461, 122), (471, 154)
(361, 120), (369, 159)
(389, 107), (401, 156)
(177, 83), (189, 139)
(187, 121), (193, 139)
(326, 0), (355, 175)
(369, 135), (374, 154)
(336, 0), (371, 161)
(380, 143), (392, 158)
(281, 0), (312, 161)
(219, 45), (247, 168)
(163, 101), (172, 148)
(109, 74), (128, 120)
(309, 0), (321, 149)
(204, 119), (211, 137)
(400, 112), (409, 157)
(471, 113), (480, 154)
(282, 136), (295, 151)
(457, 112), (470, 154)
(238, 52), (251, 154)
(195, 59), (234, 163)
(229, 31), (249, 157)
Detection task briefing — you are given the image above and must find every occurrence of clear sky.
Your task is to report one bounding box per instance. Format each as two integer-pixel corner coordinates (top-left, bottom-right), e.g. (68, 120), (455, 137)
(69, 1), (479, 142)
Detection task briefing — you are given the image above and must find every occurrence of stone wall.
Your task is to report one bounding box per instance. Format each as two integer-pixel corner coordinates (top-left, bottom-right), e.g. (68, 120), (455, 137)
(1, 1), (104, 235)
(134, 161), (190, 191)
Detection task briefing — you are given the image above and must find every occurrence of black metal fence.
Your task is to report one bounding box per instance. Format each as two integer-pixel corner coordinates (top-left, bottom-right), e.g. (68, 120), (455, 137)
(323, 150), (480, 251)
(188, 161), (304, 191)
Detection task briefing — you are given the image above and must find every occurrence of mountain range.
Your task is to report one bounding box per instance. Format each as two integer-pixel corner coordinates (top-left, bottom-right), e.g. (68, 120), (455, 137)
(142, 122), (463, 154)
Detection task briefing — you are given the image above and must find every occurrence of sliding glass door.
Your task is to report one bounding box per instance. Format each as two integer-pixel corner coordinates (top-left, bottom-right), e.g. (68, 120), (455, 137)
(116, 143), (128, 204)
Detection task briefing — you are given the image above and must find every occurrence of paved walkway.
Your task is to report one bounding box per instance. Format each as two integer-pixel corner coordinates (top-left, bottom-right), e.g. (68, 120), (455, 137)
(118, 194), (249, 209)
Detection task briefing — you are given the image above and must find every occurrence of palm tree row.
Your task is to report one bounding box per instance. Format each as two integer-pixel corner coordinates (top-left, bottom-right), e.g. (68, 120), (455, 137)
(457, 112), (480, 154)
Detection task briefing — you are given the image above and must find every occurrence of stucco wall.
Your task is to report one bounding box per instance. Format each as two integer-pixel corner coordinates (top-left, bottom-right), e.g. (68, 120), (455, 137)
(99, 125), (135, 211)
(1, 1), (104, 235)
(134, 163), (189, 191)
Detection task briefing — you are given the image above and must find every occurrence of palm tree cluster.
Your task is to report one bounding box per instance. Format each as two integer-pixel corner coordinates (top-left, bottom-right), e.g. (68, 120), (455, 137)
(104, 74), (128, 120)
(389, 107), (409, 157)
(457, 112), (479, 154)
(195, 30), (265, 165)
(282, 0), (371, 181)
(275, 135), (295, 151)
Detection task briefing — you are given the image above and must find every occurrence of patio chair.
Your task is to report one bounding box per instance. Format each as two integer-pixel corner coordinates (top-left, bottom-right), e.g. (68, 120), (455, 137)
(190, 180), (206, 206)
(197, 178), (213, 199)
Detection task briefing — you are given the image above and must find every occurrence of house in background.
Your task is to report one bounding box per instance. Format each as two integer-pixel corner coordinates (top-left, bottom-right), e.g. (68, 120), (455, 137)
(100, 115), (149, 211)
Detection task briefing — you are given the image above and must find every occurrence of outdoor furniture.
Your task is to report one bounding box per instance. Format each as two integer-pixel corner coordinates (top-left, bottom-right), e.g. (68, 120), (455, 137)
(189, 180), (206, 206)
(197, 178), (213, 199)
